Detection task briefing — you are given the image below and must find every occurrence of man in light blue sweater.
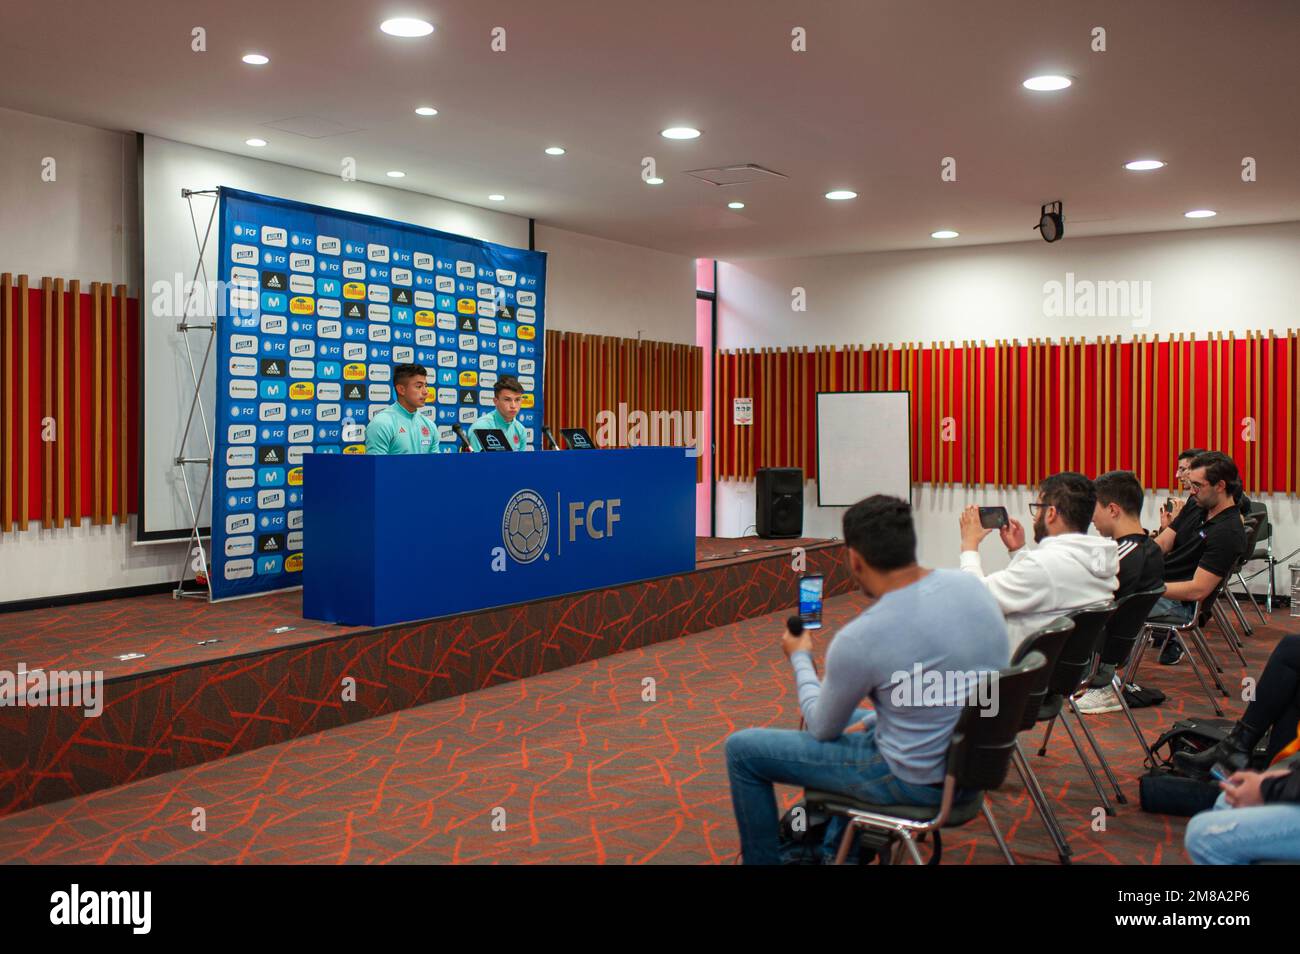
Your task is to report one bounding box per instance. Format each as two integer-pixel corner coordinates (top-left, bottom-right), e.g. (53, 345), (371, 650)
(725, 495), (1010, 864)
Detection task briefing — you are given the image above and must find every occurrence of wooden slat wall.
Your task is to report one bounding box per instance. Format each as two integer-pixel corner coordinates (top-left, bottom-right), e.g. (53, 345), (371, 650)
(542, 329), (704, 479)
(0, 273), (140, 534)
(714, 333), (1300, 492)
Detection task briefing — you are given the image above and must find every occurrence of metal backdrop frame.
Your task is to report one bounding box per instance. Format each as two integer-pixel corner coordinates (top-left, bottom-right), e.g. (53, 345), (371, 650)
(170, 187), (220, 600)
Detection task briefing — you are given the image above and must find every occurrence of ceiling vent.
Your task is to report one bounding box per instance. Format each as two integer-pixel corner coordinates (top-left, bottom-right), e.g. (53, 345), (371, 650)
(684, 163), (788, 187)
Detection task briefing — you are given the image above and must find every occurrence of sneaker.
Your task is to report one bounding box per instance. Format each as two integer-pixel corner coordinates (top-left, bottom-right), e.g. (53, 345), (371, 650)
(1076, 686), (1122, 714)
(1158, 639), (1185, 666)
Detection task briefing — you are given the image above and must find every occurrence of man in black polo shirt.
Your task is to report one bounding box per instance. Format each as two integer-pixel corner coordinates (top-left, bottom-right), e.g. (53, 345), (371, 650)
(1161, 447), (1253, 533)
(1149, 451), (1248, 665)
(1079, 470), (1166, 712)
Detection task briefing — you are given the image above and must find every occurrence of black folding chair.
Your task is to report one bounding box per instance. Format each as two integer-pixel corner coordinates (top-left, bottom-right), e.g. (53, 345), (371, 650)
(1087, 586), (1167, 767)
(1238, 502), (1274, 613)
(805, 652), (1047, 866)
(1128, 579), (1237, 716)
(1031, 602), (1122, 813)
(1007, 617), (1076, 864)
(1222, 514), (1263, 634)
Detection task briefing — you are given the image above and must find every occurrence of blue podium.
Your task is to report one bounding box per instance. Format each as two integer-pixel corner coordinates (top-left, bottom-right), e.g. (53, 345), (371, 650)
(303, 447), (696, 626)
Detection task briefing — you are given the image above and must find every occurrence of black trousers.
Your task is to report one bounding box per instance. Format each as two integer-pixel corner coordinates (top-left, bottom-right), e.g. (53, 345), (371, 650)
(1243, 634), (1300, 764)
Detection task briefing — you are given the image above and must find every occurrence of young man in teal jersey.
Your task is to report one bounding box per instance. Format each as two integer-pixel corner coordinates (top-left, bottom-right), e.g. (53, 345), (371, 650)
(469, 375), (533, 451)
(364, 363), (440, 455)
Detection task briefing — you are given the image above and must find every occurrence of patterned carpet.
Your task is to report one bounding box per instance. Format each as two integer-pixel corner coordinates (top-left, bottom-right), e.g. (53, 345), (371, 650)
(0, 537), (828, 679)
(0, 588), (1284, 864)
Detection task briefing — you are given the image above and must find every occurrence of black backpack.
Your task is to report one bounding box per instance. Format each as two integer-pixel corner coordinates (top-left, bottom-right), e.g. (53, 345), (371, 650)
(1138, 718), (1231, 817)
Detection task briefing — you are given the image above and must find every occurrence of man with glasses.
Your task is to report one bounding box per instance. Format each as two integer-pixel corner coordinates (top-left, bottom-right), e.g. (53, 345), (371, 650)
(959, 471), (1118, 654)
(1148, 451), (1248, 665)
(1163, 448), (1253, 535)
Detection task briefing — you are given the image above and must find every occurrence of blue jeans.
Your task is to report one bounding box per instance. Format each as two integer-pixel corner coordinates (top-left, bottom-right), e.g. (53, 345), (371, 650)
(1149, 596), (1194, 624)
(725, 710), (944, 865)
(1185, 791), (1300, 864)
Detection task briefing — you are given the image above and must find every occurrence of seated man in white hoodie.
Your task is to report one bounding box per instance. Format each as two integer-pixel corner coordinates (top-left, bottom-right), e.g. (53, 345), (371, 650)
(958, 472), (1119, 654)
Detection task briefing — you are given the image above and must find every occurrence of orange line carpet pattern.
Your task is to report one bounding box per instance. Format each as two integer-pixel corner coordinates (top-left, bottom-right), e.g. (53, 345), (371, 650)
(0, 593), (1285, 864)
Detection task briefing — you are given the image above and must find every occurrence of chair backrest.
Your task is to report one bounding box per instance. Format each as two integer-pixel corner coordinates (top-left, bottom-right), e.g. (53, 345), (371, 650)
(1011, 616), (1075, 730)
(1097, 586), (1166, 668)
(1250, 502), (1271, 544)
(1047, 601), (1118, 698)
(1196, 572), (1232, 626)
(946, 651), (1048, 793)
(1234, 515), (1265, 572)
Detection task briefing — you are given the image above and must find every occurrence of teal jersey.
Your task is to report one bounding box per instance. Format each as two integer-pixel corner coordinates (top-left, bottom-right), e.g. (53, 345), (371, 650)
(365, 403), (440, 455)
(468, 409), (532, 452)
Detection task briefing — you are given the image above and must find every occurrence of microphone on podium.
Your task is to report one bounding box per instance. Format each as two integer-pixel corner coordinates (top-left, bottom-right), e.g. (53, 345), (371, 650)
(542, 425), (561, 450)
(450, 423), (473, 453)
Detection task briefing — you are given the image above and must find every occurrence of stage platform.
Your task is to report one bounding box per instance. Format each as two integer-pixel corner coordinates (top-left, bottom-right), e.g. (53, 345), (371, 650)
(0, 536), (844, 817)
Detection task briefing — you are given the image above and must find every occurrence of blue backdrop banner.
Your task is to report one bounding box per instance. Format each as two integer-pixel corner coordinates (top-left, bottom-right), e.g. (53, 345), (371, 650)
(211, 187), (546, 601)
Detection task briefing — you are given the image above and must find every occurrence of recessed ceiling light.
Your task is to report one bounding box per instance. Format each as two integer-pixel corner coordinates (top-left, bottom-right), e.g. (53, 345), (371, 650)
(645, 177), (664, 185)
(544, 146), (566, 156)
(242, 53), (269, 65)
(381, 18), (434, 37)
(1124, 159), (1166, 171)
(661, 127), (701, 140)
(728, 201), (745, 210)
(488, 194), (506, 202)
(825, 190), (857, 201)
(1023, 74), (1071, 91)
(415, 106), (438, 117)
(245, 138), (267, 148)
(1185, 209), (1217, 218)
(386, 170), (405, 178)
(931, 230), (959, 239)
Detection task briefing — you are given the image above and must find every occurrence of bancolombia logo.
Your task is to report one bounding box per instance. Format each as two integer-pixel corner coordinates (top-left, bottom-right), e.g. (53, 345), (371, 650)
(50, 884), (151, 934)
(502, 489), (549, 564)
(0, 663), (103, 717)
(888, 664), (1000, 717)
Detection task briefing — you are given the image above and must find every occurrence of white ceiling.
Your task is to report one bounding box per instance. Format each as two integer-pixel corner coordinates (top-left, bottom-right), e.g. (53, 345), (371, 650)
(1, 0), (1297, 260)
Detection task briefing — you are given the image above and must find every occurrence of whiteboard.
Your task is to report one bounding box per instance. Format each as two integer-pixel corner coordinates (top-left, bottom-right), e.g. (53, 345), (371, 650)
(139, 135), (530, 539)
(815, 391), (912, 507)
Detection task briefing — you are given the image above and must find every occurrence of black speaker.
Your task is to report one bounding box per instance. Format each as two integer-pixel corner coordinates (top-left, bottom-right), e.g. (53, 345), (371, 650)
(756, 467), (803, 539)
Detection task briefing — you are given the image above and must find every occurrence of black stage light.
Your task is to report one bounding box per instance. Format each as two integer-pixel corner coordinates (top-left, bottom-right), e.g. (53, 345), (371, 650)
(1035, 201), (1064, 242)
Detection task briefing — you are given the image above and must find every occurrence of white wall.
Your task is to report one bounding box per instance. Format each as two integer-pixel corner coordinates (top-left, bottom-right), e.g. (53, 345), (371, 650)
(717, 223), (1300, 599)
(0, 105), (138, 286)
(719, 222), (1300, 348)
(0, 107), (166, 604)
(0, 107), (697, 604)
(534, 224), (696, 344)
